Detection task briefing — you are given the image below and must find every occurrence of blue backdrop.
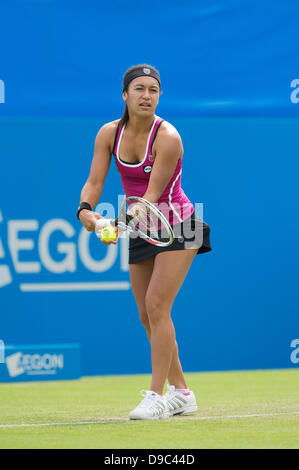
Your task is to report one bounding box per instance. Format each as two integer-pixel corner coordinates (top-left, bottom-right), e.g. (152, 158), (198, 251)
(0, 0), (298, 377)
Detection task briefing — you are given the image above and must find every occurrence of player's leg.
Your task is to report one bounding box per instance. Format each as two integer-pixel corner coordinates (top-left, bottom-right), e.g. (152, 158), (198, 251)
(129, 256), (154, 342)
(129, 257), (188, 389)
(129, 256), (171, 420)
(145, 249), (198, 395)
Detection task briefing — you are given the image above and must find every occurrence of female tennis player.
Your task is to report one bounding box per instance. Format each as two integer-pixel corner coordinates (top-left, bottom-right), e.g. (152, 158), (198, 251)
(77, 64), (211, 420)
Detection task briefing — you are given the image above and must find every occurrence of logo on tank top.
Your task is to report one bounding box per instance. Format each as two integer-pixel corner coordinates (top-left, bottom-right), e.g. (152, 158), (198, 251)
(143, 68), (151, 75)
(148, 154), (155, 162)
(143, 165), (152, 173)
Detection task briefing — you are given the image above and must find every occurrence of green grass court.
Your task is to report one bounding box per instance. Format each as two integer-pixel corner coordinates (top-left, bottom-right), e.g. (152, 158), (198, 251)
(0, 369), (298, 449)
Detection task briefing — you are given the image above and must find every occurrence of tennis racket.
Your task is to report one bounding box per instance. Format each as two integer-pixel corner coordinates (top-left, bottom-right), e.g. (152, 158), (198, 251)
(94, 196), (174, 247)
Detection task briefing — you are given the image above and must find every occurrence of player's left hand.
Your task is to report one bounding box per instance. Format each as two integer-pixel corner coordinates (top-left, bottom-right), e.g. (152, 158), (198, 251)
(96, 224), (119, 245)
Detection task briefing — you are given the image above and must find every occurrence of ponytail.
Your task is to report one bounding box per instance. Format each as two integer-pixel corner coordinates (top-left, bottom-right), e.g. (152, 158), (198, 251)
(119, 103), (129, 128)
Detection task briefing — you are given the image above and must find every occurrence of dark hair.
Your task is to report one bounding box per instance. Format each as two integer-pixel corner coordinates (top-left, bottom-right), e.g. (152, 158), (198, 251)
(119, 64), (161, 128)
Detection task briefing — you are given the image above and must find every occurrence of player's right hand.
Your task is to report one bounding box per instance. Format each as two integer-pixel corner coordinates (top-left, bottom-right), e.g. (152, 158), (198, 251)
(78, 209), (103, 232)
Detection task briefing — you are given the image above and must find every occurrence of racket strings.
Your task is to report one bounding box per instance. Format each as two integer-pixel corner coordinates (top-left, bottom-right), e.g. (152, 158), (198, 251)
(116, 197), (174, 246)
(129, 208), (170, 242)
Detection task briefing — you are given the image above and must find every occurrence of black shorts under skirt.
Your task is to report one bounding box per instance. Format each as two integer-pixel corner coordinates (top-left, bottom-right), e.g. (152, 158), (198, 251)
(128, 211), (212, 264)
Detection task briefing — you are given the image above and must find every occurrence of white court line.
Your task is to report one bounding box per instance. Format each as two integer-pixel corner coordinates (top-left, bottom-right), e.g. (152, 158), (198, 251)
(0, 411), (298, 428)
(179, 411), (299, 421)
(0, 419), (127, 428)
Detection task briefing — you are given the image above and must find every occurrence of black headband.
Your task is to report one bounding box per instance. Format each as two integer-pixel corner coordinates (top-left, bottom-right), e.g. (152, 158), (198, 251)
(123, 66), (161, 91)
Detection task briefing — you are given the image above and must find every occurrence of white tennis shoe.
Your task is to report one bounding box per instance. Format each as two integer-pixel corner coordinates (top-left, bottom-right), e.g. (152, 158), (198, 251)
(129, 390), (170, 420)
(164, 385), (198, 416)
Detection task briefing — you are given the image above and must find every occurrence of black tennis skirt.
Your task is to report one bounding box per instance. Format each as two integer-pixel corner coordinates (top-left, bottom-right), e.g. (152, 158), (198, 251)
(128, 211), (212, 264)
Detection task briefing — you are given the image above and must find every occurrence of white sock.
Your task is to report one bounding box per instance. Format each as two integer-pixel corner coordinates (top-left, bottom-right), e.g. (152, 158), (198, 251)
(176, 388), (190, 395)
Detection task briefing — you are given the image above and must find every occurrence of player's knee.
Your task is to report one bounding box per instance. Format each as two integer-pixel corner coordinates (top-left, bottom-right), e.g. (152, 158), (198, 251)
(145, 294), (170, 327)
(139, 309), (149, 328)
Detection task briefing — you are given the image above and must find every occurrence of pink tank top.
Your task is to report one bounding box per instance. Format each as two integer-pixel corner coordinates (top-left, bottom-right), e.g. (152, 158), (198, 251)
(112, 116), (194, 226)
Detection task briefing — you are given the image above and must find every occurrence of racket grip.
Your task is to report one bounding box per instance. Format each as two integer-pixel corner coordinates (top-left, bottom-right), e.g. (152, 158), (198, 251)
(94, 218), (113, 232)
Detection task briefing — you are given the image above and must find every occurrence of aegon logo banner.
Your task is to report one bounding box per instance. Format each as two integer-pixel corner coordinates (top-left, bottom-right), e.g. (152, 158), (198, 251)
(0, 199), (130, 292)
(6, 351), (64, 378)
(0, 344), (81, 382)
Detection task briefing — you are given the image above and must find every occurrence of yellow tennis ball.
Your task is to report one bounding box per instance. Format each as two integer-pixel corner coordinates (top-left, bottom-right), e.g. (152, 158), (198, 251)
(100, 225), (117, 242)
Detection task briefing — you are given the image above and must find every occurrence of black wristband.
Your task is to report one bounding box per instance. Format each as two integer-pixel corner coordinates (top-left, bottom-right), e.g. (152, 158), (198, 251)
(77, 202), (92, 219)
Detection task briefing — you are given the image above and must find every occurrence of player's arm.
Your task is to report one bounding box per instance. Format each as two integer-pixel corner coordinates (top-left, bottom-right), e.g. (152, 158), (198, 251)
(78, 123), (115, 232)
(142, 126), (182, 203)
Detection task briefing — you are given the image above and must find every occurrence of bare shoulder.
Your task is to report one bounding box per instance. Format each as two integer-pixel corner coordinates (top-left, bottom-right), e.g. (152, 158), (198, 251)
(154, 119), (183, 157)
(95, 119), (121, 154)
(158, 120), (181, 138)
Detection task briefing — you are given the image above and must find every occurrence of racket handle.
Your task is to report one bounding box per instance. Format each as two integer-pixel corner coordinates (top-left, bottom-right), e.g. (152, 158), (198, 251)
(95, 214), (133, 232)
(94, 218), (113, 232)
(114, 214), (133, 226)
